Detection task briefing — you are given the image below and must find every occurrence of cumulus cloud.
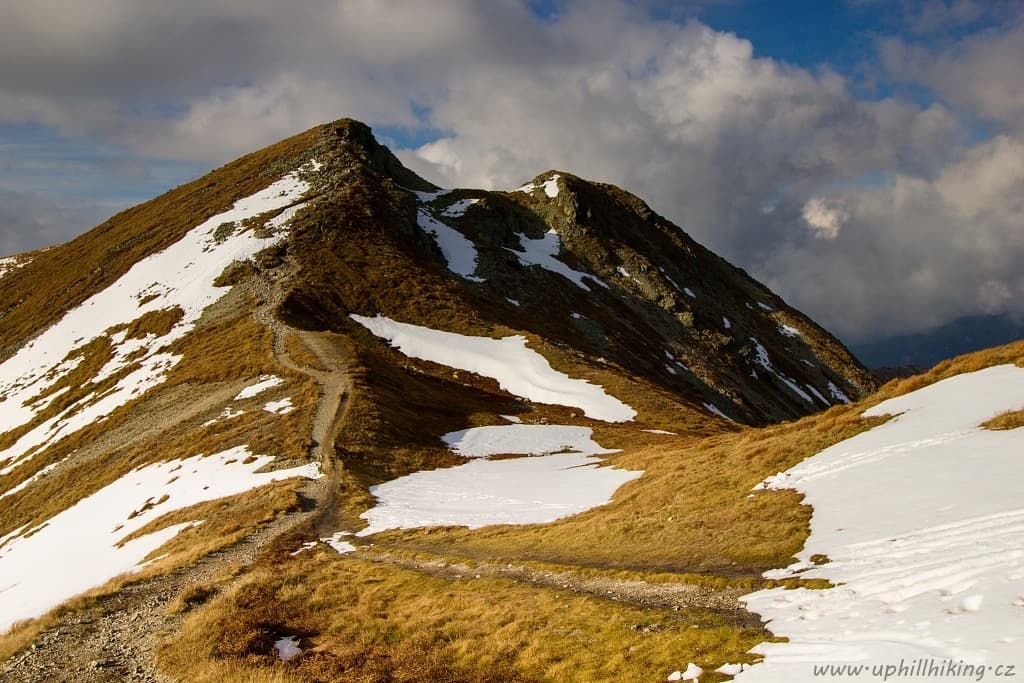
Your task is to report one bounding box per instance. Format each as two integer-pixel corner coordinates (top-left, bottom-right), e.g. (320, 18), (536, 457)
(801, 198), (849, 239)
(881, 12), (1024, 128)
(0, 0), (1022, 342)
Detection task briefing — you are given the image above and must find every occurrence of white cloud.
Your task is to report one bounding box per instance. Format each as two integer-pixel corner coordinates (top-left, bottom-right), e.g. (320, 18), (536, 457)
(881, 15), (1024, 128)
(801, 198), (848, 239)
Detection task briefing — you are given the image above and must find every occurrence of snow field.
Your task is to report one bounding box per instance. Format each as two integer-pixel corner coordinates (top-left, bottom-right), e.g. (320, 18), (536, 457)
(739, 364), (1024, 681)
(355, 423), (638, 537)
(0, 447), (320, 632)
(350, 314), (636, 422)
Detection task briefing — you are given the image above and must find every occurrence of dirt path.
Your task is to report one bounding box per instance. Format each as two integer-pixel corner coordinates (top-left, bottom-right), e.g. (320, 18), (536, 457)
(250, 272), (351, 537)
(354, 548), (760, 628)
(2, 272), (353, 682)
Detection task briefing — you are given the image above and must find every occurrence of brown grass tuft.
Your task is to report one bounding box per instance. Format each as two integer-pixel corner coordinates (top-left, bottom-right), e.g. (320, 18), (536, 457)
(980, 408), (1024, 431)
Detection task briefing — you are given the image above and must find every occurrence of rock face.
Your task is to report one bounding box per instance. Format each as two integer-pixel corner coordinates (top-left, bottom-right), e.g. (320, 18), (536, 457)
(0, 118), (873, 434)
(274, 119), (875, 425)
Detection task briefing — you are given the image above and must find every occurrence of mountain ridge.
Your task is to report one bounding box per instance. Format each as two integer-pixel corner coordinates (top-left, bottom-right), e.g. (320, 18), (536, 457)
(0, 117), (898, 681)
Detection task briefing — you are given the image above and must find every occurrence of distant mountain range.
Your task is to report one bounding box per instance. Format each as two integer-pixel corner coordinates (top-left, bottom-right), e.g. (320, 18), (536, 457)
(850, 313), (1024, 371)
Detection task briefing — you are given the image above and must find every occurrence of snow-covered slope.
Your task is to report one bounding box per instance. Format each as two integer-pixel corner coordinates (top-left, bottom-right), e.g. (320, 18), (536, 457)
(0, 449), (319, 633)
(0, 162), (323, 631)
(741, 364), (1024, 680)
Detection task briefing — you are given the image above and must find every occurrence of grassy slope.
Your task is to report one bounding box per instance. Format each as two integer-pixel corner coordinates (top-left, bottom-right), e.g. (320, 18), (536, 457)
(155, 337), (1023, 681)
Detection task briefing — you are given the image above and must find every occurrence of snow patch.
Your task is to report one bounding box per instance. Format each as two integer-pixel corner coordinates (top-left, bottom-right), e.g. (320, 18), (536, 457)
(263, 398), (294, 415)
(417, 209), (484, 282)
(202, 406), (244, 427)
(234, 375), (284, 401)
(703, 402), (733, 421)
(351, 315), (635, 422)
(716, 662), (749, 676)
(290, 541), (318, 556)
(274, 636), (302, 661)
(507, 230), (606, 291)
(749, 338), (814, 404)
(441, 197), (479, 218)
(667, 663), (703, 681)
(321, 531), (356, 554)
(357, 452), (641, 536)
(778, 324), (800, 337)
(805, 384), (831, 407)
(723, 317), (732, 330)
(683, 287), (696, 299)
(442, 424), (617, 458)
(642, 429), (676, 435)
(827, 381), (851, 404)
(514, 174), (561, 198)
(0, 256), (30, 280)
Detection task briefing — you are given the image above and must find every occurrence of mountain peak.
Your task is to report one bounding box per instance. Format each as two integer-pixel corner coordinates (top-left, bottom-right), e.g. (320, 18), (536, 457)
(316, 118), (438, 193)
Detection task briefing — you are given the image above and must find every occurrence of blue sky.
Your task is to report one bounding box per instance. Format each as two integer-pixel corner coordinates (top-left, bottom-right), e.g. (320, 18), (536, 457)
(1, 1), (1022, 344)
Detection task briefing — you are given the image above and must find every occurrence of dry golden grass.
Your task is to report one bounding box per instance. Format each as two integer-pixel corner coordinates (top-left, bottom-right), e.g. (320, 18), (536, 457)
(981, 408), (1024, 430)
(116, 306), (185, 340)
(157, 553), (769, 683)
